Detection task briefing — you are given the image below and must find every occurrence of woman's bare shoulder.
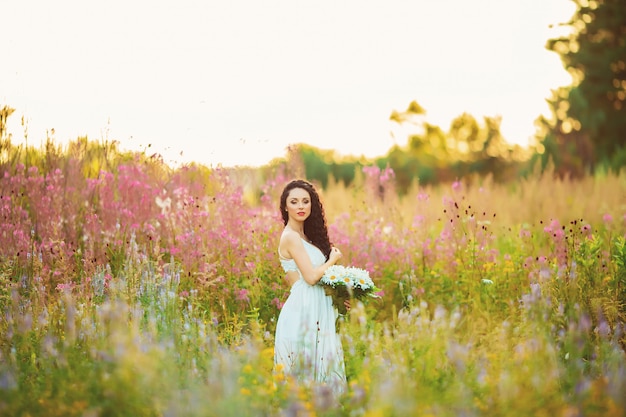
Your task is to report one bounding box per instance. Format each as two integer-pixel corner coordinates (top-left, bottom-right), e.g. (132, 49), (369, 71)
(280, 229), (301, 245)
(278, 229), (301, 259)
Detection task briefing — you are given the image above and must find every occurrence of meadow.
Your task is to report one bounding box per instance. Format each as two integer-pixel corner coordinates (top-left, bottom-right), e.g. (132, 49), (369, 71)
(1, 140), (625, 416)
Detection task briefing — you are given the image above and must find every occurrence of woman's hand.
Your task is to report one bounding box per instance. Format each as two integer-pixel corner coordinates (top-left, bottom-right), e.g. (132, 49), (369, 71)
(329, 246), (342, 264)
(344, 298), (351, 312)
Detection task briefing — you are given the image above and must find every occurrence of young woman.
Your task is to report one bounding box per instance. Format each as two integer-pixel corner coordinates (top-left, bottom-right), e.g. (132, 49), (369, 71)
(274, 179), (347, 392)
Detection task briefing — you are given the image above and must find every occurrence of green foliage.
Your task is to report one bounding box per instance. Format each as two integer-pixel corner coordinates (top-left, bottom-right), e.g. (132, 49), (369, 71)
(613, 236), (626, 323)
(289, 143), (366, 189)
(260, 99), (531, 193)
(542, 0), (626, 174)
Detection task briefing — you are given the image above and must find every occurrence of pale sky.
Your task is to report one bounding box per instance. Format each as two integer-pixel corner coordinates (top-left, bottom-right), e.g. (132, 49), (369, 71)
(2, 0), (575, 167)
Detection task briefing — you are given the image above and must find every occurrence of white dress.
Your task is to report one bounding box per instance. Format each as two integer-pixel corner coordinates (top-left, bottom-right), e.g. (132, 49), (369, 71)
(274, 238), (347, 392)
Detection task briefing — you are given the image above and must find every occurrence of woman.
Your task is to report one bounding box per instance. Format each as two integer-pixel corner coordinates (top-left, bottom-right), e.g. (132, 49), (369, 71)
(274, 179), (347, 392)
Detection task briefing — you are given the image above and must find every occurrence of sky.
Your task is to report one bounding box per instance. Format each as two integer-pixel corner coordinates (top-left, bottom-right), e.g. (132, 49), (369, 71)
(2, 0), (575, 168)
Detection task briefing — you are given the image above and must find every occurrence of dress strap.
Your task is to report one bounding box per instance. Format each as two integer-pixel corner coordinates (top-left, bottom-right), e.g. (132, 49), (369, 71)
(278, 246), (291, 261)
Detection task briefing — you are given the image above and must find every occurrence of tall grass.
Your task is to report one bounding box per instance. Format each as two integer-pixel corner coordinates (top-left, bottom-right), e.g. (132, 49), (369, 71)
(0, 139), (625, 416)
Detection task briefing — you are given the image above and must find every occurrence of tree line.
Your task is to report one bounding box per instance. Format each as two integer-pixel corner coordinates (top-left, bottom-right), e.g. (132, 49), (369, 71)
(280, 0), (626, 192)
(2, 0), (624, 193)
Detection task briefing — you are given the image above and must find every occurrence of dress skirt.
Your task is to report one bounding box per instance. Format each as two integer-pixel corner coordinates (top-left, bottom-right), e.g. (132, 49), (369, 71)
(274, 278), (347, 391)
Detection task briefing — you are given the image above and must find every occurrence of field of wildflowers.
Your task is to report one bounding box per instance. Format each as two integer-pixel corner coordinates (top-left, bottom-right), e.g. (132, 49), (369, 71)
(1, 140), (625, 416)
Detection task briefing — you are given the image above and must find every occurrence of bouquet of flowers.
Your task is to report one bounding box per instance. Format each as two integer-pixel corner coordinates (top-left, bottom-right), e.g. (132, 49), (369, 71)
(319, 265), (381, 314)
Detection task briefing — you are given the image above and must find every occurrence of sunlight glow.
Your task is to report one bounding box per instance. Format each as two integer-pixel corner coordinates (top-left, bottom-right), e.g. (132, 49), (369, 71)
(2, 0), (576, 167)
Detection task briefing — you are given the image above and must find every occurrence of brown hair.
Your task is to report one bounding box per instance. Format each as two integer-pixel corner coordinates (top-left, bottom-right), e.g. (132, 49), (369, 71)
(279, 179), (331, 260)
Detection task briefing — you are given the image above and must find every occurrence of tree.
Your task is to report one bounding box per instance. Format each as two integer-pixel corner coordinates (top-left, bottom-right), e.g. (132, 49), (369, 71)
(0, 105), (15, 140)
(543, 0), (626, 172)
(0, 106), (16, 165)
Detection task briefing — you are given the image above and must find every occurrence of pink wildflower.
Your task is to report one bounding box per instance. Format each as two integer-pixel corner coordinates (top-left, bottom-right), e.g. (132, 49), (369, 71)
(271, 297), (284, 309)
(523, 256), (534, 269)
(56, 283), (74, 292)
(168, 246), (181, 255)
(379, 167), (395, 183)
(581, 224), (592, 235)
(236, 289), (250, 303)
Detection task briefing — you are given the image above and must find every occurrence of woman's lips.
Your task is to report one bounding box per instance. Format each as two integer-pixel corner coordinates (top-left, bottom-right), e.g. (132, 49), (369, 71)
(297, 211), (305, 216)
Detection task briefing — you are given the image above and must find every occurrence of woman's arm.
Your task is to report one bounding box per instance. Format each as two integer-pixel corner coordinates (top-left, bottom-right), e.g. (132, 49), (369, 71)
(280, 231), (341, 286)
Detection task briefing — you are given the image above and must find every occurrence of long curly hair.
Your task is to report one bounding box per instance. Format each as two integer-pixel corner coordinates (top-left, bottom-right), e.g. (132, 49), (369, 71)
(279, 179), (332, 260)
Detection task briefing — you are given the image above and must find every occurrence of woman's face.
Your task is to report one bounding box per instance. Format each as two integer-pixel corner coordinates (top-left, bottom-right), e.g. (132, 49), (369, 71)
(285, 187), (311, 223)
